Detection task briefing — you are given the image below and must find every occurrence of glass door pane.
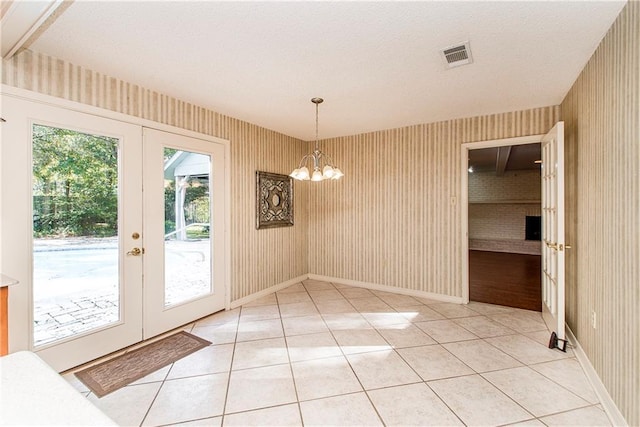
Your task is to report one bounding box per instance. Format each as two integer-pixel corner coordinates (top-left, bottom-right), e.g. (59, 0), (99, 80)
(163, 149), (212, 307)
(142, 127), (225, 339)
(32, 124), (121, 346)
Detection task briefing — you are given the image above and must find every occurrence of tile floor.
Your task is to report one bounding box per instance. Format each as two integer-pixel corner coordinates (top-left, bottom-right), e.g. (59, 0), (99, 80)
(65, 279), (610, 426)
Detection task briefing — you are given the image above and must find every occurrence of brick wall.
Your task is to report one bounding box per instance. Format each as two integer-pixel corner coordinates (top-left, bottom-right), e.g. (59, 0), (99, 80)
(468, 170), (541, 243)
(469, 170), (541, 203)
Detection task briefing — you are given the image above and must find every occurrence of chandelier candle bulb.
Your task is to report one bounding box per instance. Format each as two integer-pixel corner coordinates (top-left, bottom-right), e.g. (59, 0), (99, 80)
(290, 97), (344, 182)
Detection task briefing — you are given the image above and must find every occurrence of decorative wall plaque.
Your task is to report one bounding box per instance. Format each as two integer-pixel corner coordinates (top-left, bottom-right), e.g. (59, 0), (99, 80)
(256, 171), (294, 229)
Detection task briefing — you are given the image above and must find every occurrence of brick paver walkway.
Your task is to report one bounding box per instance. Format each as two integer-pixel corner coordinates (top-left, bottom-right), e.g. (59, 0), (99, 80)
(33, 238), (210, 346)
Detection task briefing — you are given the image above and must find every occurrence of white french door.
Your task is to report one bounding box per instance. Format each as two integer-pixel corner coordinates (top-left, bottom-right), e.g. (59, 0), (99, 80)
(2, 96), (144, 371)
(541, 121), (566, 342)
(142, 128), (226, 338)
(1, 95), (227, 371)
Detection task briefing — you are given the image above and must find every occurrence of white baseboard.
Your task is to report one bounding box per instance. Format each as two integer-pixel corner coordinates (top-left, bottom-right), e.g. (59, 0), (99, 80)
(230, 273), (464, 309)
(307, 274), (464, 304)
(565, 326), (627, 426)
(229, 274), (308, 309)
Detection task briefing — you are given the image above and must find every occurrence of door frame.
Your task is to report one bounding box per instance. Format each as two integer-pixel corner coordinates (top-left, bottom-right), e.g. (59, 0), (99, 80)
(460, 134), (543, 304)
(1, 85), (232, 356)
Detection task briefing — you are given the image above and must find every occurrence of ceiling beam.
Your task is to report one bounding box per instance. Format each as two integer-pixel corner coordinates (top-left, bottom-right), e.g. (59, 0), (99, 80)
(495, 146), (512, 176)
(1, 0), (72, 59)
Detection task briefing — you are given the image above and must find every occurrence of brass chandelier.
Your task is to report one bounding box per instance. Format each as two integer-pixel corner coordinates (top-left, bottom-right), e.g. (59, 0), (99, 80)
(290, 98), (344, 181)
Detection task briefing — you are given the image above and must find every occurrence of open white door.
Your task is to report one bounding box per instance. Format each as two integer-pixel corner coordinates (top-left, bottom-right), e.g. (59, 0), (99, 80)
(541, 121), (566, 348)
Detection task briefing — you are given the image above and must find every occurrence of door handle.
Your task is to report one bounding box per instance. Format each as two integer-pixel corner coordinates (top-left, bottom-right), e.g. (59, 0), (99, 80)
(545, 241), (572, 251)
(126, 247), (143, 256)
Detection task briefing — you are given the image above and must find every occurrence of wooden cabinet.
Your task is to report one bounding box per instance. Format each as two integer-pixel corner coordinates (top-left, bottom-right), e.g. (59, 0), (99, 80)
(1, 274), (19, 356)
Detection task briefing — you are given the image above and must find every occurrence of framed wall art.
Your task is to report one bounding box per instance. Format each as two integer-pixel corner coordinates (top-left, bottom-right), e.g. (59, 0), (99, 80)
(256, 171), (294, 229)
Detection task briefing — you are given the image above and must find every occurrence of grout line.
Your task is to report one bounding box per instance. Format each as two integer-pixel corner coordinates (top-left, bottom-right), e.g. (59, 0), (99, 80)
(218, 304), (242, 425)
(309, 282), (394, 426)
(79, 281), (608, 427)
(137, 374), (167, 426)
(275, 289), (304, 425)
(533, 403), (611, 425)
(478, 370), (547, 422)
(221, 402), (301, 420)
(528, 359), (598, 406)
(422, 380), (468, 426)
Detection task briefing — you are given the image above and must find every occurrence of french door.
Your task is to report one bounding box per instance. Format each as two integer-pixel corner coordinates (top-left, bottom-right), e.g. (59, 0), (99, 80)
(541, 121), (566, 342)
(1, 95), (226, 372)
(142, 128), (226, 338)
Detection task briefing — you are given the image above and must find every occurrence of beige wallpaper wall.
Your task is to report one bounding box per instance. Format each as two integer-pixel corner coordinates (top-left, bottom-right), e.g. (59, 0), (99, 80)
(308, 107), (559, 297)
(561, 1), (639, 424)
(1, 50), (559, 302)
(2, 9), (636, 421)
(4, 11), (636, 423)
(1, 50), (310, 302)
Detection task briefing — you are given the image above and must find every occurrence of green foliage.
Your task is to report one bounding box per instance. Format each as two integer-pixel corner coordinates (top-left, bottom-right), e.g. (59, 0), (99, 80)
(164, 181), (210, 225)
(164, 220), (176, 234)
(183, 184), (210, 226)
(32, 125), (119, 237)
(164, 181), (176, 223)
(186, 225), (209, 239)
(164, 148), (179, 161)
(163, 149), (210, 238)
(31, 133), (214, 239)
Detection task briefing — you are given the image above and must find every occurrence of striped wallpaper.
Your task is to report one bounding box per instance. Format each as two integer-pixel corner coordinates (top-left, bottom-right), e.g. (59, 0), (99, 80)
(4, 15), (637, 422)
(0, 1), (12, 20)
(561, 1), (639, 425)
(2, 50), (310, 302)
(2, 50), (559, 303)
(308, 107), (559, 296)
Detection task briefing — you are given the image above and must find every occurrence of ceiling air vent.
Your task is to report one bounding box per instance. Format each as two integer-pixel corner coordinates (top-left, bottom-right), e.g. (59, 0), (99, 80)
(440, 42), (473, 68)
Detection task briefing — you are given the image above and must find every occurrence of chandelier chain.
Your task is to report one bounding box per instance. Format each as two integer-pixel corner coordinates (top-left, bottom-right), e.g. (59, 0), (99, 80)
(289, 97), (343, 181)
(315, 101), (319, 151)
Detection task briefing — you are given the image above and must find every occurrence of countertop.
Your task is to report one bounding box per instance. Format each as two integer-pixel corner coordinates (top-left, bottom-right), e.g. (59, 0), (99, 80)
(0, 351), (116, 426)
(0, 274), (18, 288)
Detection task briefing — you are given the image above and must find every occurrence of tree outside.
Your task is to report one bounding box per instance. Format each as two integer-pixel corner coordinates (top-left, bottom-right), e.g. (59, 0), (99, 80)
(32, 127), (210, 239)
(32, 124), (119, 238)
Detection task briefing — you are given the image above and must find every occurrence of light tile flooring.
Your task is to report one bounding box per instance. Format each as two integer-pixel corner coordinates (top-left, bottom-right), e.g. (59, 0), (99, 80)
(65, 280), (610, 426)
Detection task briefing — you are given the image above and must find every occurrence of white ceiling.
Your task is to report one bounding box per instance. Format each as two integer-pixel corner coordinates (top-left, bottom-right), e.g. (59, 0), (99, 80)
(27, 1), (626, 141)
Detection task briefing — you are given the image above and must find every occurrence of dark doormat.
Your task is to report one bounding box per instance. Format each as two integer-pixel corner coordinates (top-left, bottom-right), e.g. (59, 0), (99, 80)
(75, 331), (211, 397)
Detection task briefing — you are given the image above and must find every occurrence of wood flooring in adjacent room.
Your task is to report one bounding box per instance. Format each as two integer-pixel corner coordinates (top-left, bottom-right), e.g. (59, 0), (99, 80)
(469, 250), (542, 312)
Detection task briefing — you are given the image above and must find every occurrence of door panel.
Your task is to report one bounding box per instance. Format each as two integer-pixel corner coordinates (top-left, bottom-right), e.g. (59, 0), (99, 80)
(1, 96), (143, 371)
(541, 121), (565, 340)
(142, 128), (226, 338)
(31, 124), (122, 347)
